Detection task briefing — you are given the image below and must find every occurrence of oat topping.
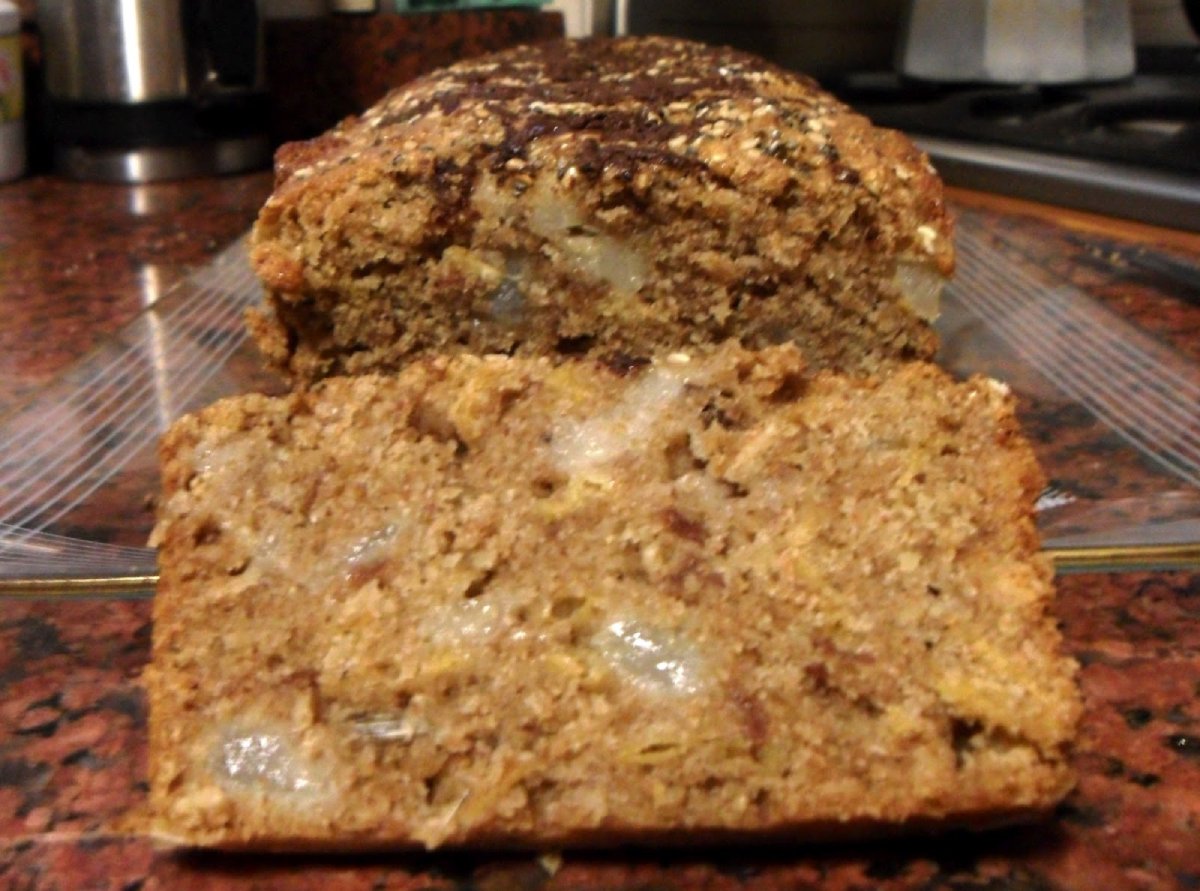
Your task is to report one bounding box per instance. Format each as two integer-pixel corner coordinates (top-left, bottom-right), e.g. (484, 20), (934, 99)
(250, 37), (953, 383)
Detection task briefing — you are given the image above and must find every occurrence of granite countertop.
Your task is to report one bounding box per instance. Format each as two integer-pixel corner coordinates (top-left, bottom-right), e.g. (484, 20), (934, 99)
(0, 173), (276, 419)
(0, 172), (1198, 890)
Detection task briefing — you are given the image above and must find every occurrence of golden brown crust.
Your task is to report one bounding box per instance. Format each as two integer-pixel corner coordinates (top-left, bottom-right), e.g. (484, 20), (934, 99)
(145, 346), (1078, 851)
(250, 37), (952, 383)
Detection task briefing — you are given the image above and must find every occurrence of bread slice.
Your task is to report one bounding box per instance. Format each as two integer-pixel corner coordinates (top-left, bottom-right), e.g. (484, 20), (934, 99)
(249, 37), (952, 384)
(144, 345), (1078, 850)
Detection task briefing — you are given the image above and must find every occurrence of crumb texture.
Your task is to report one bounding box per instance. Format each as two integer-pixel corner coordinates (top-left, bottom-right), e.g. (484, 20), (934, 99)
(146, 345), (1078, 850)
(249, 36), (952, 383)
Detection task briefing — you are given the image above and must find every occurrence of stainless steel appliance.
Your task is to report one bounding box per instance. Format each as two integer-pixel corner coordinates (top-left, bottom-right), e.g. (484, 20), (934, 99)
(897, 0), (1136, 84)
(37, 0), (271, 182)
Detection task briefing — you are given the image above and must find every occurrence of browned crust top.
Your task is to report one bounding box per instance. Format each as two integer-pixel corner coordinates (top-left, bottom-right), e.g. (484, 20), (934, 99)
(265, 36), (952, 273)
(279, 37), (826, 178)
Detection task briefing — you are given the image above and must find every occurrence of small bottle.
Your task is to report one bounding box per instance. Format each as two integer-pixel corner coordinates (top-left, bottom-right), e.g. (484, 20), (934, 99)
(0, 0), (24, 181)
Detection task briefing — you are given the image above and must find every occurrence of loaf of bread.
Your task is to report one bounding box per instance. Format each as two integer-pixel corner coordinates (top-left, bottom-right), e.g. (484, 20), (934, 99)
(144, 345), (1079, 850)
(249, 37), (952, 384)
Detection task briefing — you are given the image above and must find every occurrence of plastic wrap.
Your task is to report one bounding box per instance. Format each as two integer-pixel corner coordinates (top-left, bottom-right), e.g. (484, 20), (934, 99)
(1, 208), (1197, 591)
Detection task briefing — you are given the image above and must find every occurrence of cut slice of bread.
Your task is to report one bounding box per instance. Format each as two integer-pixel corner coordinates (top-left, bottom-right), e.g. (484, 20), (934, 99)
(144, 345), (1078, 850)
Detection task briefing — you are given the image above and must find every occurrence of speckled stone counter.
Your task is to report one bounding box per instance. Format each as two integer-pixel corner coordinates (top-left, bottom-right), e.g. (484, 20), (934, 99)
(1, 173), (1199, 889)
(0, 173), (274, 418)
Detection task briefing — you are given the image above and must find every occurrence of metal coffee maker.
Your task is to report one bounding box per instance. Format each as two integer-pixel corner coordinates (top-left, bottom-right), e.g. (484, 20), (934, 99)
(898, 0), (1137, 84)
(37, 0), (271, 182)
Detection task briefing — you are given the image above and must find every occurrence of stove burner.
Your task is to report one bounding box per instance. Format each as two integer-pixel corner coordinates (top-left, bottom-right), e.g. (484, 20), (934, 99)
(829, 74), (1200, 175)
(1087, 96), (1200, 145)
(825, 55), (1200, 230)
(967, 88), (1086, 124)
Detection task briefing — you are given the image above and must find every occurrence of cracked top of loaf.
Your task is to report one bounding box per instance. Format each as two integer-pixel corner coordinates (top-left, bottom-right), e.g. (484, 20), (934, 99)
(251, 37), (953, 381)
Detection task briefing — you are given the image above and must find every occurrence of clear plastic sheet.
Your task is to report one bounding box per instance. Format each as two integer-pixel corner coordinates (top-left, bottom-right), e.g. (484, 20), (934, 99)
(1, 209), (1198, 590)
(941, 213), (1200, 569)
(0, 237), (281, 585)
